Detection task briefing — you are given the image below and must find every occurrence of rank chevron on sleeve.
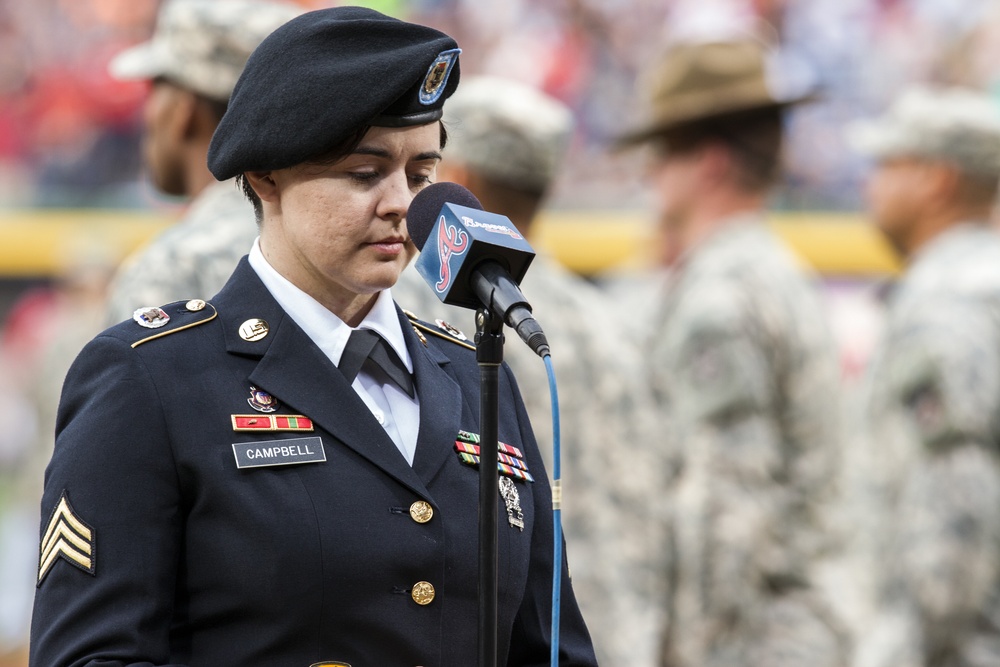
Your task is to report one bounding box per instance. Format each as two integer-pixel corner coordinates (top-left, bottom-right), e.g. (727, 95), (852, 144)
(37, 491), (95, 585)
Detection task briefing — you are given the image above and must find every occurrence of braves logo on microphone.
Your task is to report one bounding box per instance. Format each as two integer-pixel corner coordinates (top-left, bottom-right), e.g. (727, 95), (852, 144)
(435, 216), (470, 293)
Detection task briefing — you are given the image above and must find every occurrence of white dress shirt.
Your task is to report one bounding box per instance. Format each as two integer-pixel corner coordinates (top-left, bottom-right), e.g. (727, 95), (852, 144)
(248, 238), (421, 464)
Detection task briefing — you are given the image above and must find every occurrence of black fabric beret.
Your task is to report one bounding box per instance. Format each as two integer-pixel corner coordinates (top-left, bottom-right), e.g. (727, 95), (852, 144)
(207, 6), (461, 180)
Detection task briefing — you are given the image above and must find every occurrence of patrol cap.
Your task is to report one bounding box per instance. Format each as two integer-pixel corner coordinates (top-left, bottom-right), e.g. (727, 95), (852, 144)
(108, 0), (301, 102)
(847, 86), (1000, 177)
(207, 6), (462, 181)
(443, 76), (573, 195)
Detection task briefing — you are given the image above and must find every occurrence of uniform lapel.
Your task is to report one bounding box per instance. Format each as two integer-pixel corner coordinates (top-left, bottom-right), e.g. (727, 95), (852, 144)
(402, 309), (467, 484)
(215, 260), (430, 499)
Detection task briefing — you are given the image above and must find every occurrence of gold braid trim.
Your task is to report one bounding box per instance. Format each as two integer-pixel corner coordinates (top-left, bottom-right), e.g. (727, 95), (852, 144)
(131, 304), (218, 348)
(404, 311), (476, 351)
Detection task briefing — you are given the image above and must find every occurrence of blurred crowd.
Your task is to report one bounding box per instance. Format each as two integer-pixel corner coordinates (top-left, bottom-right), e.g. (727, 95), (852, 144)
(5, 0), (1000, 666)
(1, 0), (1000, 208)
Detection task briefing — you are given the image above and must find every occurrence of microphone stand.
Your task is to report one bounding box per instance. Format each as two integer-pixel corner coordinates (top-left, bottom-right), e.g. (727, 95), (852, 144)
(475, 307), (504, 667)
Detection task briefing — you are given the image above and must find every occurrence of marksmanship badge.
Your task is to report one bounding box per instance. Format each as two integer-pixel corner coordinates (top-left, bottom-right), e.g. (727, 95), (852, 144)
(499, 476), (525, 531)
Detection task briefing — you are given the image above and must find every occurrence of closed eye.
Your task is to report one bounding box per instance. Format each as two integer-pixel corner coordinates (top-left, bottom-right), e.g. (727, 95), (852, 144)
(349, 171), (380, 183)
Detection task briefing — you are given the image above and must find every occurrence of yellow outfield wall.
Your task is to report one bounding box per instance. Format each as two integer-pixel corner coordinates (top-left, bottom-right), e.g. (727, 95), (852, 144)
(0, 208), (902, 279)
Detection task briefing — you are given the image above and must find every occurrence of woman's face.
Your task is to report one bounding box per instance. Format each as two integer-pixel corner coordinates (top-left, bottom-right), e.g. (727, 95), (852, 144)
(258, 123), (442, 319)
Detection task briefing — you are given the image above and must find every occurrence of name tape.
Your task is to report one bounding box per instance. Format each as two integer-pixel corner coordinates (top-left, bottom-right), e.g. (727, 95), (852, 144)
(233, 437), (326, 469)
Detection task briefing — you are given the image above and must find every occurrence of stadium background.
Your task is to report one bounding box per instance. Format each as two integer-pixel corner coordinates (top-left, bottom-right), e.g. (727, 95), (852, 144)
(1, 0), (998, 663)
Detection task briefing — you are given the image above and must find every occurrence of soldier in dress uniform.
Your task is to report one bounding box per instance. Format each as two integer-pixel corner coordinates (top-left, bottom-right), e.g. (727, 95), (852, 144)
(390, 75), (662, 665)
(29, 8), (597, 666)
(619, 39), (848, 667)
(103, 0), (301, 325)
(847, 86), (1000, 667)
(0, 7), (299, 661)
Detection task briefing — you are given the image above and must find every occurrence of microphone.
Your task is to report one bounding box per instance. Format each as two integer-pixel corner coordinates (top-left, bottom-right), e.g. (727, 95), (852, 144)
(406, 182), (549, 357)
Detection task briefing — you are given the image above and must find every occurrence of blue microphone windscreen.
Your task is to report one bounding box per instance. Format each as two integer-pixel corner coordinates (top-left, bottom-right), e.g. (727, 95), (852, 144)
(407, 181), (483, 251)
(413, 187), (534, 309)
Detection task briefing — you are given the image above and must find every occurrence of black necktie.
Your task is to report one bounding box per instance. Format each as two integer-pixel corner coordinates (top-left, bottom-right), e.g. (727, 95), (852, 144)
(339, 328), (415, 398)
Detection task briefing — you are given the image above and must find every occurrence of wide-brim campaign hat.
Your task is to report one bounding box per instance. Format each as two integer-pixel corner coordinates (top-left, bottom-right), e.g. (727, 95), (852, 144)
(618, 39), (816, 146)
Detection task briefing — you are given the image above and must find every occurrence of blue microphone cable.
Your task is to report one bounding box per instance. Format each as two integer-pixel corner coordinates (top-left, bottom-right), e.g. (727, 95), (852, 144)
(543, 353), (562, 666)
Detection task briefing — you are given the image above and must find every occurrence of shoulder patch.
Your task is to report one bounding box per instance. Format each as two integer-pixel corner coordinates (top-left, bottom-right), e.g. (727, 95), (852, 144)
(130, 299), (218, 348)
(405, 310), (476, 351)
(38, 490), (95, 585)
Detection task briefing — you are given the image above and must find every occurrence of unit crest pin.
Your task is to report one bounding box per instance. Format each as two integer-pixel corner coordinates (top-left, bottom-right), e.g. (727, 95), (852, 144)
(435, 319), (468, 341)
(248, 385), (279, 413)
(133, 306), (170, 329)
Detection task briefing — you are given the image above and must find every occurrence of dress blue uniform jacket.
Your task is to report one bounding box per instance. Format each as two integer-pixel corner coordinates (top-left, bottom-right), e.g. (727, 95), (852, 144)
(29, 258), (598, 667)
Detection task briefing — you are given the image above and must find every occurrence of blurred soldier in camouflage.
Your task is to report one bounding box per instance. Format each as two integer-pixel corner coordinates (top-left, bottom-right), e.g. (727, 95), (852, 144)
(390, 75), (662, 664)
(619, 39), (848, 667)
(848, 87), (1000, 667)
(104, 0), (300, 324)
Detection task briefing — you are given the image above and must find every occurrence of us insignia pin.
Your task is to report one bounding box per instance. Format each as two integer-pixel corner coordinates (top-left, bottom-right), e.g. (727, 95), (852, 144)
(133, 306), (170, 329)
(412, 325), (428, 346)
(38, 491), (95, 585)
(239, 318), (269, 342)
(248, 385), (279, 413)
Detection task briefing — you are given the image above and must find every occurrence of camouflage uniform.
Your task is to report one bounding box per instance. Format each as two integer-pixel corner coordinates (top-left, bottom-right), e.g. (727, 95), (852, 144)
(854, 224), (1000, 667)
(392, 256), (663, 666)
(104, 180), (256, 324)
(104, 0), (300, 324)
(646, 216), (847, 667)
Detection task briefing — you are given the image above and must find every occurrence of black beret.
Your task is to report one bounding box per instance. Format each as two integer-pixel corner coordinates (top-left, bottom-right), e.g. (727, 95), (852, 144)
(207, 6), (461, 181)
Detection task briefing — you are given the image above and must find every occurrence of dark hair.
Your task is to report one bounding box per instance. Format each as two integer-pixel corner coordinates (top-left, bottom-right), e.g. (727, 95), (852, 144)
(236, 121), (449, 224)
(654, 108), (784, 192)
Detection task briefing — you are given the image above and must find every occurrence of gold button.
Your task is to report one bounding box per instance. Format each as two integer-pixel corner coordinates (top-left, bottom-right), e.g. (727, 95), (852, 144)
(409, 501), (433, 524)
(185, 299), (206, 312)
(239, 318), (269, 342)
(411, 581), (435, 605)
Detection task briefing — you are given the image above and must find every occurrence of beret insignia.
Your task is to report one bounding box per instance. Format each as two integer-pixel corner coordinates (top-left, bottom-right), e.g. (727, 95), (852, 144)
(420, 48), (461, 106)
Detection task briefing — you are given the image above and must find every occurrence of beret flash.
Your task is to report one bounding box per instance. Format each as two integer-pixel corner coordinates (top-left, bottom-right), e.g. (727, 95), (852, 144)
(207, 6), (461, 181)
